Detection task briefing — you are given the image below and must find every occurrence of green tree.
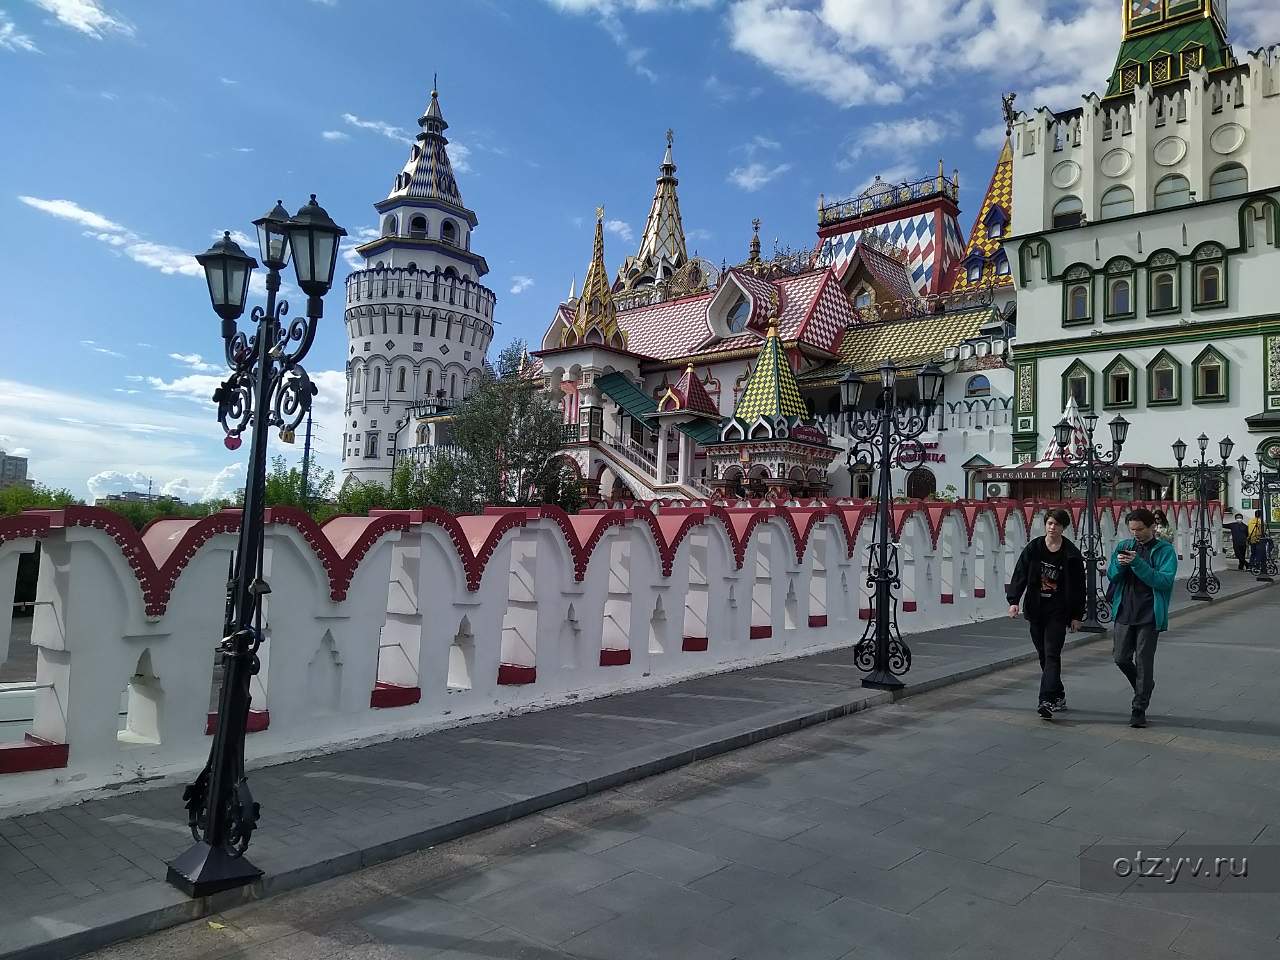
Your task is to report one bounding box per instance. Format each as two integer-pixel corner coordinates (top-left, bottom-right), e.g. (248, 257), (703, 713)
(263, 454), (336, 514)
(0, 483), (80, 515)
(448, 340), (573, 511)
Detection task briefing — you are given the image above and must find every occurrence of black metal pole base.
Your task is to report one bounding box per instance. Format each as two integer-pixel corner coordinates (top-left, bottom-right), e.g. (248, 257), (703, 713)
(1077, 621), (1107, 635)
(1257, 575), (1274, 584)
(862, 671), (905, 691)
(167, 841), (262, 898)
(1190, 593), (1214, 602)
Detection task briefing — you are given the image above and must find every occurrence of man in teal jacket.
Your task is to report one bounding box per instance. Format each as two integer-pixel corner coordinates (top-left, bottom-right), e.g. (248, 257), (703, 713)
(1107, 507), (1178, 728)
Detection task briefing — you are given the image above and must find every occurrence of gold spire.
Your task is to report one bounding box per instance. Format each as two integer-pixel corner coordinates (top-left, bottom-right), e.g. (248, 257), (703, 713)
(564, 207), (621, 347)
(749, 218), (761, 263)
(620, 130), (689, 292)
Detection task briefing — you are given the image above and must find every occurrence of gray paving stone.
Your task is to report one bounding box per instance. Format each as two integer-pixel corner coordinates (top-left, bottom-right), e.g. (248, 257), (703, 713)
(888, 849), (1047, 905)
(688, 862), (839, 918)
(593, 834), (729, 885)
(789, 819), (924, 869)
(464, 882), (618, 946)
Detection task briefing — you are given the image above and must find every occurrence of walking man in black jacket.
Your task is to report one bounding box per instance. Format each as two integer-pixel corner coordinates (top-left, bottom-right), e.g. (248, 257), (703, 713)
(1007, 508), (1087, 720)
(1223, 512), (1249, 571)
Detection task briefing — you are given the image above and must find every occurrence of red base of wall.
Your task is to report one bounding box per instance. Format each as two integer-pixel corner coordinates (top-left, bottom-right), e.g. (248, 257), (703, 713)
(370, 682), (422, 708)
(941, 594), (955, 604)
(974, 588), (986, 598)
(859, 608), (872, 620)
(808, 614), (828, 628)
(497, 663), (537, 685)
(682, 635), (708, 652)
(206, 710), (270, 736)
(749, 625), (772, 639)
(0, 735), (69, 774)
(902, 601), (917, 612)
(599, 648), (631, 667)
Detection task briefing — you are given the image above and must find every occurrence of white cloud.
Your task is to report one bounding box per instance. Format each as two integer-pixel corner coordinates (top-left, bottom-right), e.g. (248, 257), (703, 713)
(233, 146), (254, 153)
(145, 373), (222, 405)
(342, 112), (413, 144)
(728, 161), (792, 192)
(17, 196), (123, 232)
(605, 219), (634, 243)
(169, 352), (221, 373)
(853, 165), (918, 194)
(1, 12), (39, 52)
(449, 141), (472, 174)
(31, 0), (133, 39)
(686, 227), (713, 243)
(19, 195), (255, 292)
(510, 275), (535, 294)
(79, 338), (124, 359)
(135, 343), (152, 349)
(704, 74), (762, 103)
(974, 121), (1008, 149)
(541, 0), (708, 81)
(321, 129), (350, 141)
(219, 76), (237, 85)
(728, 0), (901, 108)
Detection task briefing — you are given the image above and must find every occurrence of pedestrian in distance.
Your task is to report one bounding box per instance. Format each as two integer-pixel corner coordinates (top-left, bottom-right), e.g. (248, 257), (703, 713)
(1107, 508), (1178, 728)
(1247, 509), (1268, 574)
(1223, 511), (1249, 571)
(1153, 509), (1176, 547)
(1006, 507), (1085, 721)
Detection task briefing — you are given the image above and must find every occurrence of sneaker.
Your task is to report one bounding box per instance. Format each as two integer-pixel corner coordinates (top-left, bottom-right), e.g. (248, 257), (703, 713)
(1052, 696), (1067, 711)
(1038, 702), (1054, 720)
(1130, 709), (1146, 728)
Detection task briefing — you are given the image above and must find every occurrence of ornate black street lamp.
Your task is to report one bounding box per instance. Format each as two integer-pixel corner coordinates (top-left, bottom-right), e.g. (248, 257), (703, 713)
(1237, 454), (1277, 582)
(168, 197), (345, 898)
(839, 359), (945, 690)
(1056, 411), (1129, 632)
(1173, 433), (1233, 601)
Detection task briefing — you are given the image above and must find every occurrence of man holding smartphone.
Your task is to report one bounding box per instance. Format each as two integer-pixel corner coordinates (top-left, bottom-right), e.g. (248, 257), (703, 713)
(1107, 507), (1178, 728)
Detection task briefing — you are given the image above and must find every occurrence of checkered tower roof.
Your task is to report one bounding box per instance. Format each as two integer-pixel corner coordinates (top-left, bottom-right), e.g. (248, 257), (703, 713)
(817, 212), (940, 295)
(733, 325), (808, 421)
(951, 139), (1014, 292)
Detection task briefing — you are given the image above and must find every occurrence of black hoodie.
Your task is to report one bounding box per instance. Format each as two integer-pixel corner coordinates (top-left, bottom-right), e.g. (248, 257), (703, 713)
(1006, 536), (1087, 624)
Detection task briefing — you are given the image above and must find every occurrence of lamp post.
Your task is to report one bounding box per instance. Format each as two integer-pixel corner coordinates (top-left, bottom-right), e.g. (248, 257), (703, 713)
(1236, 454), (1277, 582)
(838, 359), (945, 690)
(1056, 411), (1129, 632)
(168, 197), (345, 898)
(1172, 433), (1232, 601)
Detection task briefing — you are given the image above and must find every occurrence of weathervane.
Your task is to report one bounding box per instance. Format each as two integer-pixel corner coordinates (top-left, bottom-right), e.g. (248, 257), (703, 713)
(1002, 91), (1018, 136)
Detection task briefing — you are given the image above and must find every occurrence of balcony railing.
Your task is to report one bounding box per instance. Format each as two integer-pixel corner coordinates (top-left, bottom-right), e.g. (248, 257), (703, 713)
(819, 174), (959, 227)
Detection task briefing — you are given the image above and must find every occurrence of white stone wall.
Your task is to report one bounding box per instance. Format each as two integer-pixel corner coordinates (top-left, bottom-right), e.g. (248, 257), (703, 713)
(0, 498), (1212, 813)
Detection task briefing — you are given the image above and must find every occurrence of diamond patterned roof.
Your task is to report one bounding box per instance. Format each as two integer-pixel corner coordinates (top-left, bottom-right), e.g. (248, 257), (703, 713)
(849, 242), (917, 302)
(734, 327), (808, 421)
(798, 307), (995, 386)
(657, 364), (720, 418)
(951, 139), (1014, 292)
(386, 88), (464, 206)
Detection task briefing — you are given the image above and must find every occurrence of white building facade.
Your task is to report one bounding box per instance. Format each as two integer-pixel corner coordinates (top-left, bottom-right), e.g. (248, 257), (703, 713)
(341, 85), (497, 487)
(1005, 3), (1280, 515)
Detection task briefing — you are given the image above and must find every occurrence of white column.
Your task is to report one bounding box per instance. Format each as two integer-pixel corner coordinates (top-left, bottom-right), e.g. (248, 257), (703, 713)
(677, 432), (691, 485)
(656, 427), (670, 484)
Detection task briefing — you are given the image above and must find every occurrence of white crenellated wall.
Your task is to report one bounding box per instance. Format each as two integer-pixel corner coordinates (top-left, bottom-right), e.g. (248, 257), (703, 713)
(0, 497), (1216, 812)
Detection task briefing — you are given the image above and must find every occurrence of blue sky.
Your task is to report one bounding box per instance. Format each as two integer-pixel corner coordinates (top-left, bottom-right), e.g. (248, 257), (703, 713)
(3, 0), (1277, 500)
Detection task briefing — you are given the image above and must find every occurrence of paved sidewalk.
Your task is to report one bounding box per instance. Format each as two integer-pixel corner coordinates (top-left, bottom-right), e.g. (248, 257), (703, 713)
(1, 571), (1270, 959)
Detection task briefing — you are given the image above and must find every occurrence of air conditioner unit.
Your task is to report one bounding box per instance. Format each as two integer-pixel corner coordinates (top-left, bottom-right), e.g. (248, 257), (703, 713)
(985, 482), (1008, 498)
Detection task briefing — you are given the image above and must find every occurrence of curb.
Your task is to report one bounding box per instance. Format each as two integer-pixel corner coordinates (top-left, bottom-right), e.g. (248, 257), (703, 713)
(6, 579), (1271, 960)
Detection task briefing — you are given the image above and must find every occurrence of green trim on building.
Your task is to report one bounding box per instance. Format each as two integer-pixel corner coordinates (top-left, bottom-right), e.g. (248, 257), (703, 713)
(1011, 313), (1280, 360)
(1103, 355), (1138, 409)
(1062, 358), (1094, 412)
(1192, 344), (1230, 404)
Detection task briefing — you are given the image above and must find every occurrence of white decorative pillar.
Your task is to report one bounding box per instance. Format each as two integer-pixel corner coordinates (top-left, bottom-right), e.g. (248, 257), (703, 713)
(677, 432), (691, 485)
(656, 428), (670, 484)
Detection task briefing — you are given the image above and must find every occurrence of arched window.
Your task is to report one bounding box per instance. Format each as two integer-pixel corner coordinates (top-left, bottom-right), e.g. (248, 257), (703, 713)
(353, 367), (362, 394)
(965, 375), (991, 398)
(1147, 351), (1181, 405)
(382, 215), (397, 237)
(726, 293), (750, 331)
(1103, 356), (1136, 408)
(1208, 163), (1248, 200)
(853, 287), (872, 310)
(424, 368), (433, 393)
(1063, 359), (1093, 410)
(906, 467), (937, 499)
(1193, 345), (1228, 402)
(854, 471), (872, 499)
(1192, 244), (1225, 307)
(1152, 270), (1176, 311)
(397, 367), (406, 393)
(372, 367), (381, 393)
(450, 373), (458, 396)
(966, 260), (983, 282)
(1052, 196), (1083, 228)
(1100, 185), (1134, 219)
(416, 424), (429, 445)
(409, 215), (427, 239)
(1105, 263), (1133, 318)
(1064, 266), (1092, 324)
(1154, 174), (1190, 209)
(1069, 285), (1089, 320)
(442, 220), (458, 245)
(994, 253), (1011, 277)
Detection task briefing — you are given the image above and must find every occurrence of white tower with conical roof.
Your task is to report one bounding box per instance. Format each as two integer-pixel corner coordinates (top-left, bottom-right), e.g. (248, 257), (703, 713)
(341, 81), (496, 486)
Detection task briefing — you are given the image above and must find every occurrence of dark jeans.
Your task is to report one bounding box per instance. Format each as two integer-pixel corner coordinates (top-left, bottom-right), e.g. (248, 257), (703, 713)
(1233, 541), (1247, 570)
(1250, 541), (1271, 573)
(1113, 623), (1159, 711)
(1030, 619), (1067, 704)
